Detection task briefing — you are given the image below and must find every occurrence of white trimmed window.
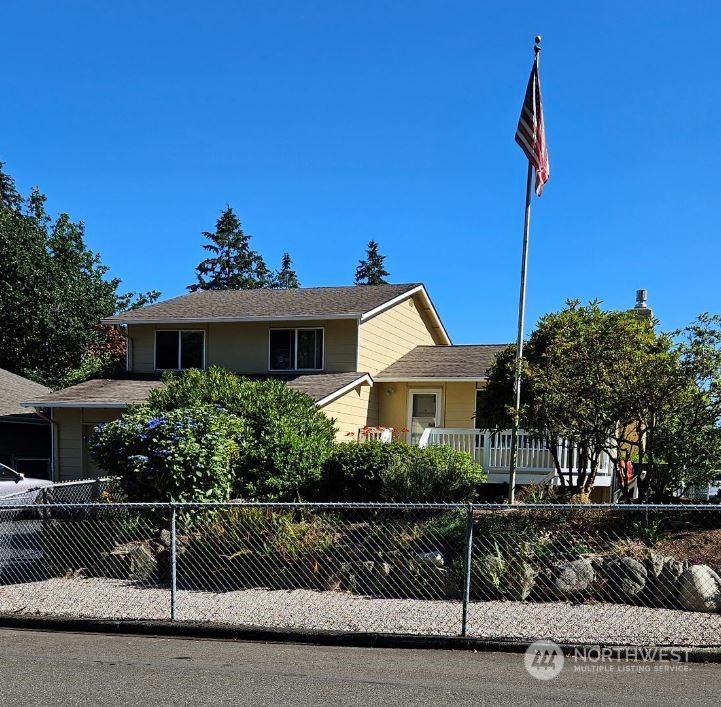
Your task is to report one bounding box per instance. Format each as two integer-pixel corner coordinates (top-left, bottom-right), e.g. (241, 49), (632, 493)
(269, 328), (324, 371)
(155, 330), (205, 370)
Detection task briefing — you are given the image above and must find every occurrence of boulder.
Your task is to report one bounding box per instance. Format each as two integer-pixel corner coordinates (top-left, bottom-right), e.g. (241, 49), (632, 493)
(329, 560), (392, 596)
(645, 552), (687, 605)
(604, 557), (647, 601)
(550, 559), (595, 597)
(503, 559), (537, 601)
(678, 565), (721, 612)
(98, 541), (157, 581)
(413, 565), (461, 599)
(415, 551), (445, 567)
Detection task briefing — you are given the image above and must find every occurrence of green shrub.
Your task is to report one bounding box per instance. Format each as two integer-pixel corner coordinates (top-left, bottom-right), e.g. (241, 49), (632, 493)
(178, 507), (337, 591)
(147, 367), (336, 500)
(316, 440), (406, 501)
(381, 444), (485, 502)
(90, 405), (245, 503)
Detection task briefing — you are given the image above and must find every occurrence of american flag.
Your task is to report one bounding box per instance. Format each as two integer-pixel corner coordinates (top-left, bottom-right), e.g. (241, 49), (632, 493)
(515, 62), (549, 196)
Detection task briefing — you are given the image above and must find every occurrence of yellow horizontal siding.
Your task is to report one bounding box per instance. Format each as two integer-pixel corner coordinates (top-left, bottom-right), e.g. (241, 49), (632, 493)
(54, 408), (124, 481)
(128, 320), (357, 374)
(320, 384), (376, 441)
(359, 295), (441, 376)
(377, 381), (481, 441)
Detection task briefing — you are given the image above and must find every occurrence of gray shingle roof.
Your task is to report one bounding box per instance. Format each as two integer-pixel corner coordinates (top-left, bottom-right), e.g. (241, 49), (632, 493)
(375, 345), (510, 380)
(105, 284), (422, 323)
(22, 377), (166, 407)
(22, 372), (371, 407)
(0, 368), (51, 417)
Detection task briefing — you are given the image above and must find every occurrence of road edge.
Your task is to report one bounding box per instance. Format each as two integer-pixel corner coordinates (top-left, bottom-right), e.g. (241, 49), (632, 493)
(1, 613), (721, 663)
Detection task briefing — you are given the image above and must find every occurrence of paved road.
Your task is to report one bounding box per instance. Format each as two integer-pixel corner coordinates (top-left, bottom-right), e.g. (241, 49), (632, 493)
(0, 629), (718, 706)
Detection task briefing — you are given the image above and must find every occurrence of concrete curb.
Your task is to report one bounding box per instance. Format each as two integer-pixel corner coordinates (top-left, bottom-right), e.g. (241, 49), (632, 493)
(1, 613), (721, 663)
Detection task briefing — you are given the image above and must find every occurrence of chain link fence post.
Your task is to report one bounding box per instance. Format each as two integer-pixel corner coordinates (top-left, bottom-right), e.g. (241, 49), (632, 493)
(461, 502), (474, 637)
(39, 487), (48, 528)
(170, 503), (177, 621)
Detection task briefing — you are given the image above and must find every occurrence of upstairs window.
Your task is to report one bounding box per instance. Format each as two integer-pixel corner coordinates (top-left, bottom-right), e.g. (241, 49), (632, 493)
(155, 330), (205, 370)
(269, 328), (323, 371)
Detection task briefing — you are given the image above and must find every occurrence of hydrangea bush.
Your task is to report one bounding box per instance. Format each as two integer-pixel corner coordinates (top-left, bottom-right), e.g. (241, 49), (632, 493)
(146, 367), (336, 500)
(91, 367), (337, 502)
(90, 405), (245, 503)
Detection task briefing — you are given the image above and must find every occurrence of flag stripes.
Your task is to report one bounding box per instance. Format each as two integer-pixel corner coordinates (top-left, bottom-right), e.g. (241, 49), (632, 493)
(515, 62), (550, 196)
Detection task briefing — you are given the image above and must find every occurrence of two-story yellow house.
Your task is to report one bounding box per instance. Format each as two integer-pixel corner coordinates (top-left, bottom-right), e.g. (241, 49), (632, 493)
(23, 284), (493, 479)
(22, 282), (615, 495)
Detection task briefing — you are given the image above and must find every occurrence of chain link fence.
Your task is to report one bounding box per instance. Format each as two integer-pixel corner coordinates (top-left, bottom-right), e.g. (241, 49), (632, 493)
(0, 477), (116, 507)
(1, 501), (721, 646)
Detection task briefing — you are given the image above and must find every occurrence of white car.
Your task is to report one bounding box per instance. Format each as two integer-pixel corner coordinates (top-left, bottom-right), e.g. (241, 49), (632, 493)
(0, 462), (54, 504)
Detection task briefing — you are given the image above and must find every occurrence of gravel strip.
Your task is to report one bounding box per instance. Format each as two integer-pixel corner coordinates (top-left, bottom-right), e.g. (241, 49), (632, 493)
(2, 578), (720, 646)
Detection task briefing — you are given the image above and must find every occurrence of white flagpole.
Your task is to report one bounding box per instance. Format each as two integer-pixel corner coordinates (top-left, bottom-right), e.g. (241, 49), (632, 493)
(508, 36), (541, 504)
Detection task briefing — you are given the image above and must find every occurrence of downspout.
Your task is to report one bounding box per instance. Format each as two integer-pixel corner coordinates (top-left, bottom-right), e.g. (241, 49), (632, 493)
(33, 407), (58, 482)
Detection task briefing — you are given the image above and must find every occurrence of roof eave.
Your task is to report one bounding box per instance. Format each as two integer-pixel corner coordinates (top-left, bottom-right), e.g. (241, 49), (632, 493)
(103, 313), (363, 325)
(374, 376), (487, 383)
(21, 400), (132, 409)
(315, 374), (374, 408)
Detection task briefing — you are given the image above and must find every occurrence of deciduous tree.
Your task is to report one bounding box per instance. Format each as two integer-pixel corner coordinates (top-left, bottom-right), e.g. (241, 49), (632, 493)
(0, 163), (156, 388)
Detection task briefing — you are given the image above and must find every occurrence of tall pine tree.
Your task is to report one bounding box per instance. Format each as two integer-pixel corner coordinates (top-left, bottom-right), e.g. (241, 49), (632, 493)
(188, 207), (270, 291)
(354, 240), (390, 285)
(273, 252), (300, 289)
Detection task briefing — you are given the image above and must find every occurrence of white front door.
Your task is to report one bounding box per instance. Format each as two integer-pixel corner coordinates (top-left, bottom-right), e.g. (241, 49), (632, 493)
(407, 389), (442, 445)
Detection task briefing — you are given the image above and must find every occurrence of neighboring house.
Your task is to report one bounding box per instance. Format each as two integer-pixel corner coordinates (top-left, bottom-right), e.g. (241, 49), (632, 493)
(0, 368), (52, 479)
(19, 282), (614, 498)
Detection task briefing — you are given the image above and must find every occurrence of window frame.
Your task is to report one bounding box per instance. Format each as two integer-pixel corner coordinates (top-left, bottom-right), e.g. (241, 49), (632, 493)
(268, 327), (325, 372)
(154, 329), (206, 371)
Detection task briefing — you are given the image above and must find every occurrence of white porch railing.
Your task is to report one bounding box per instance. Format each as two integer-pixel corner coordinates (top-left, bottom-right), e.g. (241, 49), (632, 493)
(418, 428), (614, 486)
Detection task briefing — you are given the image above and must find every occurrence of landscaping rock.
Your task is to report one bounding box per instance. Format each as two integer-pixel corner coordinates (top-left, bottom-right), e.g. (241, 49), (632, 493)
(414, 565), (460, 599)
(678, 565), (721, 613)
(97, 541), (157, 582)
(158, 529), (172, 547)
(645, 552), (687, 605)
(331, 560), (392, 596)
(503, 560), (536, 601)
(415, 551), (444, 567)
(550, 559), (595, 597)
(603, 557), (647, 601)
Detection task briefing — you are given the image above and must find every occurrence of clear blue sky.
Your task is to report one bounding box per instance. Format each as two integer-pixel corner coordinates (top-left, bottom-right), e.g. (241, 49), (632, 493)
(3, 1), (719, 344)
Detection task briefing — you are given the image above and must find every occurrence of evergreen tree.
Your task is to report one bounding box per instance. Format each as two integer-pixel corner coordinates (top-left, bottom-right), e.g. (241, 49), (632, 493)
(272, 252), (300, 289)
(188, 207), (270, 291)
(354, 240), (390, 285)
